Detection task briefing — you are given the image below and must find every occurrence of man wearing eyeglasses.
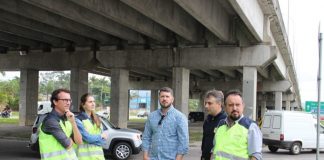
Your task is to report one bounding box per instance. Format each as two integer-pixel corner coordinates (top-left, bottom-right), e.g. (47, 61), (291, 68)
(39, 89), (82, 160)
(142, 87), (189, 160)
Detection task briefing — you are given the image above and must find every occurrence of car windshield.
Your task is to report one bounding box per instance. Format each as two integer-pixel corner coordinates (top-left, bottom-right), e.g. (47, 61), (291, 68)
(99, 116), (118, 129)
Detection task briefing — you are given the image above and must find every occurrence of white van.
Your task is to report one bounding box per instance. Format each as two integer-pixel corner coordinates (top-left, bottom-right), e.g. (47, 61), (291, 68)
(262, 110), (324, 154)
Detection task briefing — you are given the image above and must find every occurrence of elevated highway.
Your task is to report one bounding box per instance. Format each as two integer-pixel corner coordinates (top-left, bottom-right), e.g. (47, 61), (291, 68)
(0, 0), (300, 127)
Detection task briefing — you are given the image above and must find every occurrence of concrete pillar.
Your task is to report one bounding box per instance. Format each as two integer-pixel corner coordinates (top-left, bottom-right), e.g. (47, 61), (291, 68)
(110, 69), (129, 128)
(275, 91), (282, 110)
(199, 91), (205, 111)
(261, 100), (267, 117)
(242, 67), (257, 120)
(19, 69), (38, 126)
(70, 68), (88, 112)
(286, 100), (291, 111)
(172, 67), (190, 117)
(150, 89), (159, 112)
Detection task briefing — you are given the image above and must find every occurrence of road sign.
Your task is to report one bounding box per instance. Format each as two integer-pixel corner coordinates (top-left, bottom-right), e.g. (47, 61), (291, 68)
(305, 101), (324, 114)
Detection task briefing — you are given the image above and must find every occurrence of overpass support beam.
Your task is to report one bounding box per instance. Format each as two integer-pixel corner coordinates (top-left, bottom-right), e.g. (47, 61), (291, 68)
(286, 101), (291, 111)
(110, 69), (129, 128)
(19, 69), (38, 126)
(70, 68), (88, 112)
(261, 99), (267, 118)
(172, 67), (189, 117)
(242, 67), (257, 120)
(275, 91), (282, 110)
(150, 89), (159, 112)
(283, 93), (294, 110)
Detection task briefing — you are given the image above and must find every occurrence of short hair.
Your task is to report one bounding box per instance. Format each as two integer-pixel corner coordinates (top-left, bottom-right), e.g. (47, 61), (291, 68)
(159, 87), (174, 96)
(204, 89), (224, 105)
(224, 89), (242, 105)
(50, 88), (71, 108)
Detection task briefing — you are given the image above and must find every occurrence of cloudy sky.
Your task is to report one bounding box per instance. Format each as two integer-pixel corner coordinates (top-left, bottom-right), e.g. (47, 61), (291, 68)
(279, 0), (324, 104)
(1, 0), (324, 106)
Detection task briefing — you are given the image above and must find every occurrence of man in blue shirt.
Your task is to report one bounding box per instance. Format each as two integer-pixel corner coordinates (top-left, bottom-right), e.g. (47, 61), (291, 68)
(142, 87), (189, 160)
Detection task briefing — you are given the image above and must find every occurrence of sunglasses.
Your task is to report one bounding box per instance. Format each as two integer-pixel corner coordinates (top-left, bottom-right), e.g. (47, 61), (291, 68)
(158, 115), (165, 126)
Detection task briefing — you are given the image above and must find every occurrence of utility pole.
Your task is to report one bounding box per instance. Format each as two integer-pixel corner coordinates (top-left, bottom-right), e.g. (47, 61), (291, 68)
(316, 24), (322, 160)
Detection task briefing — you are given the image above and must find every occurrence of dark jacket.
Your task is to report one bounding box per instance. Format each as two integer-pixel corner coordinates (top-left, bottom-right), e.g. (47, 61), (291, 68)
(201, 110), (227, 159)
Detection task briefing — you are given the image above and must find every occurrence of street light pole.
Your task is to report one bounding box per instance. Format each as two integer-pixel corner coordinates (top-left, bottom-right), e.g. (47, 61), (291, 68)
(316, 24), (322, 160)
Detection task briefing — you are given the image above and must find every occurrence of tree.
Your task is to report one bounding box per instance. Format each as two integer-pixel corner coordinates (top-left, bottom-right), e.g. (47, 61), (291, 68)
(129, 90), (140, 101)
(0, 77), (20, 110)
(88, 75), (111, 107)
(189, 99), (200, 111)
(39, 71), (70, 100)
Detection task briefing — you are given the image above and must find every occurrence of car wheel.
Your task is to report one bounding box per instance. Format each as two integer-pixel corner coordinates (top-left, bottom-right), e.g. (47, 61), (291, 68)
(268, 146), (279, 153)
(290, 142), (301, 155)
(113, 142), (132, 160)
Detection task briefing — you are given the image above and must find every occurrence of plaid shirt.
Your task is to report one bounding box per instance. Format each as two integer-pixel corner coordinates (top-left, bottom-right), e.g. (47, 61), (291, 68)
(142, 106), (189, 160)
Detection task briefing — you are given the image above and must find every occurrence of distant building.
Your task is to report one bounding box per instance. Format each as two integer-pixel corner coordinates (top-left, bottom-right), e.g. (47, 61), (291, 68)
(129, 90), (151, 111)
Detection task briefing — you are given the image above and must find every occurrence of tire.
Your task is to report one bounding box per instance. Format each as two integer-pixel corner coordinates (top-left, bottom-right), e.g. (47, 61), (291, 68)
(113, 142), (132, 160)
(268, 146), (279, 153)
(290, 142), (301, 155)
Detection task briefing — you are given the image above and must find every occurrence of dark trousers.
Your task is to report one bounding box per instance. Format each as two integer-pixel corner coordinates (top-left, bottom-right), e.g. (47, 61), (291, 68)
(201, 153), (211, 160)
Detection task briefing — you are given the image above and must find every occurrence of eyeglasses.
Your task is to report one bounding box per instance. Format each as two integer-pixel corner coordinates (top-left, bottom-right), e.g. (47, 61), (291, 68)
(57, 99), (72, 103)
(158, 115), (165, 126)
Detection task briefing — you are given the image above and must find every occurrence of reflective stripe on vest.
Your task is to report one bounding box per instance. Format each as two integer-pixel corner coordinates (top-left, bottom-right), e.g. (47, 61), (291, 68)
(215, 151), (248, 160)
(39, 120), (78, 160)
(76, 119), (105, 160)
(41, 148), (76, 160)
(77, 143), (105, 158)
(214, 122), (249, 160)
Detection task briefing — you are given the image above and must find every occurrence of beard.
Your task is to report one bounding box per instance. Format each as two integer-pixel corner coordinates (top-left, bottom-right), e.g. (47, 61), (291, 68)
(229, 114), (241, 121)
(160, 103), (171, 109)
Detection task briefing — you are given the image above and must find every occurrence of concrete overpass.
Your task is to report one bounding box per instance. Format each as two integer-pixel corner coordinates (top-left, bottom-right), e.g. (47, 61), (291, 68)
(0, 0), (301, 127)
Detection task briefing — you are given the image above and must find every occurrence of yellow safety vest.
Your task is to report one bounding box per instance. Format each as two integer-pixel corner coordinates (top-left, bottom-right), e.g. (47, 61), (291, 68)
(213, 122), (249, 160)
(75, 119), (105, 160)
(39, 120), (78, 160)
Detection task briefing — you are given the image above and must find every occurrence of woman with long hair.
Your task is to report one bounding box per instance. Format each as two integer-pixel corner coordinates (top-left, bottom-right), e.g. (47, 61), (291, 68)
(75, 93), (107, 160)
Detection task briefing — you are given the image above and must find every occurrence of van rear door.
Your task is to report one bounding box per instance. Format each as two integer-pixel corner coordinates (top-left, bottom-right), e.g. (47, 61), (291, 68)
(261, 114), (272, 139)
(262, 113), (282, 141)
(270, 114), (282, 141)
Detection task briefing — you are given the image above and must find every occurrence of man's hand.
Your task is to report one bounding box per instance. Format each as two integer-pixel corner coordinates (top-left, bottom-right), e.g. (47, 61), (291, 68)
(101, 131), (108, 140)
(176, 154), (184, 160)
(65, 111), (75, 122)
(143, 151), (149, 160)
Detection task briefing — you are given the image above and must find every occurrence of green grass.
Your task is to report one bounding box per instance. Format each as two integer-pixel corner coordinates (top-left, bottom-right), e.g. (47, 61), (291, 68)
(0, 118), (18, 124)
(128, 118), (147, 123)
(0, 111), (19, 124)
(11, 111), (19, 117)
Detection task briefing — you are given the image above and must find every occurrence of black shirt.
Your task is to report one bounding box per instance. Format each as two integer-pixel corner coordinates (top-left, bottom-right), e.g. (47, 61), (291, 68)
(201, 110), (227, 159)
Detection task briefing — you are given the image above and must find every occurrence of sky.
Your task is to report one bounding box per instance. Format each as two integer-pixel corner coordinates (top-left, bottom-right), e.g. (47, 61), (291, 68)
(279, 0), (324, 104)
(1, 0), (324, 106)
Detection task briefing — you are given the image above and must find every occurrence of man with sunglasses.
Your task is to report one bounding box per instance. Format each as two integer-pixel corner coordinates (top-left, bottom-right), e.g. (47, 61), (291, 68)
(39, 89), (82, 160)
(142, 87), (189, 160)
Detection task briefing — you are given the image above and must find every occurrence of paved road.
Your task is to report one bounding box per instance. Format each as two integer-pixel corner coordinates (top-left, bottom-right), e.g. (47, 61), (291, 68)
(1, 123), (324, 159)
(1, 139), (324, 160)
